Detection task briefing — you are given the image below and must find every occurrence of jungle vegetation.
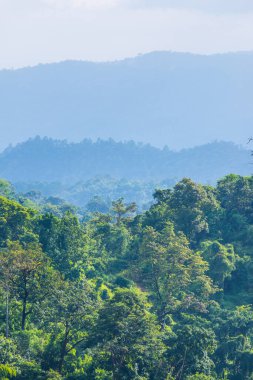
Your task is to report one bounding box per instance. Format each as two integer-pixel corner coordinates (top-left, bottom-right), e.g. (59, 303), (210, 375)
(1, 174), (253, 379)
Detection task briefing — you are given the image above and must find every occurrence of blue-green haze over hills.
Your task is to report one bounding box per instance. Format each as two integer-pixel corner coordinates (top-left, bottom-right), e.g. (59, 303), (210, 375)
(1, 51), (253, 150)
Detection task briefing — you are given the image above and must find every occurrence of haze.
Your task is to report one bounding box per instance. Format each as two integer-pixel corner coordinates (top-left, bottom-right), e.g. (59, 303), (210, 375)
(1, 0), (253, 69)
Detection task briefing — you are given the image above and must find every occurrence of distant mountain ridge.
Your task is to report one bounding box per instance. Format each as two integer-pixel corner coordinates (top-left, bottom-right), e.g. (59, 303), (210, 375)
(0, 51), (253, 150)
(0, 137), (251, 184)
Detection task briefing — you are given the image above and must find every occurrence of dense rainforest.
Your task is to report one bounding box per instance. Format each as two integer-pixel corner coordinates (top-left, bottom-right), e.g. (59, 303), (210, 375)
(1, 174), (253, 379)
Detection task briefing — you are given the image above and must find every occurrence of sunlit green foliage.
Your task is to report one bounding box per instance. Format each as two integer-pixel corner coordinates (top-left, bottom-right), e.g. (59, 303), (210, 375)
(1, 175), (253, 379)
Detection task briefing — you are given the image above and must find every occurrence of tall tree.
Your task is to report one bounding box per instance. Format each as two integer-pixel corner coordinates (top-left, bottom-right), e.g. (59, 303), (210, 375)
(90, 288), (166, 380)
(0, 241), (55, 331)
(133, 223), (215, 322)
(43, 278), (97, 375)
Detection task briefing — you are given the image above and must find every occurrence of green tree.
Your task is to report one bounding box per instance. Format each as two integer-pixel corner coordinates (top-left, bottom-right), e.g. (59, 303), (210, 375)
(37, 213), (85, 279)
(133, 223), (215, 322)
(111, 198), (137, 225)
(0, 241), (55, 331)
(90, 288), (166, 380)
(0, 197), (35, 247)
(42, 278), (97, 375)
(168, 321), (217, 379)
(201, 241), (237, 288)
(169, 179), (220, 244)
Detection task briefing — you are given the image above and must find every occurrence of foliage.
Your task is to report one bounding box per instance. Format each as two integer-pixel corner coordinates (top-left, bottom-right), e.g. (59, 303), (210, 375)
(0, 175), (253, 379)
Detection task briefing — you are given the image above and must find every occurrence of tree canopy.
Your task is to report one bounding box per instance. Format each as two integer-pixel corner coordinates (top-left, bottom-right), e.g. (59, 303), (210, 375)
(1, 174), (253, 379)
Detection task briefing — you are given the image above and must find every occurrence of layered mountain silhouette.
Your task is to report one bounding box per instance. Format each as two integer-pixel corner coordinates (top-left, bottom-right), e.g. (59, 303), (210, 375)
(0, 51), (253, 150)
(0, 137), (251, 184)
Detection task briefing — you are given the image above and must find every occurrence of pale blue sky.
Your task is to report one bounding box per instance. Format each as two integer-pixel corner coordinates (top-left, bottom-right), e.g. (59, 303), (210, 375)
(0, 0), (253, 68)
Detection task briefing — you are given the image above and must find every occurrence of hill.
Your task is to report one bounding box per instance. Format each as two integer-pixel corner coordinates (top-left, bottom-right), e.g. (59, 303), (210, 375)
(0, 51), (253, 150)
(0, 137), (251, 185)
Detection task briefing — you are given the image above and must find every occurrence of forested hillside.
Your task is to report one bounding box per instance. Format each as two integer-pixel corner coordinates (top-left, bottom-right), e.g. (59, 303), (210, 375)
(1, 51), (253, 150)
(14, 177), (165, 213)
(0, 137), (250, 184)
(1, 174), (253, 379)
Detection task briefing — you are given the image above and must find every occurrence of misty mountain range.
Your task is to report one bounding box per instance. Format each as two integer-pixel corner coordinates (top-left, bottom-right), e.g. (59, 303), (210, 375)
(0, 51), (253, 151)
(0, 137), (251, 185)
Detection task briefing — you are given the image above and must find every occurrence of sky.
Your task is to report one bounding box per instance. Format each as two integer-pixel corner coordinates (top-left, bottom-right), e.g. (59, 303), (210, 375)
(0, 0), (253, 68)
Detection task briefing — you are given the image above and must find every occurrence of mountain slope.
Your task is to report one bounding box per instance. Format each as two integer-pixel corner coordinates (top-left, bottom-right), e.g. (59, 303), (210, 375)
(0, 137), (251, 184)
(0, 51), (253, 150)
